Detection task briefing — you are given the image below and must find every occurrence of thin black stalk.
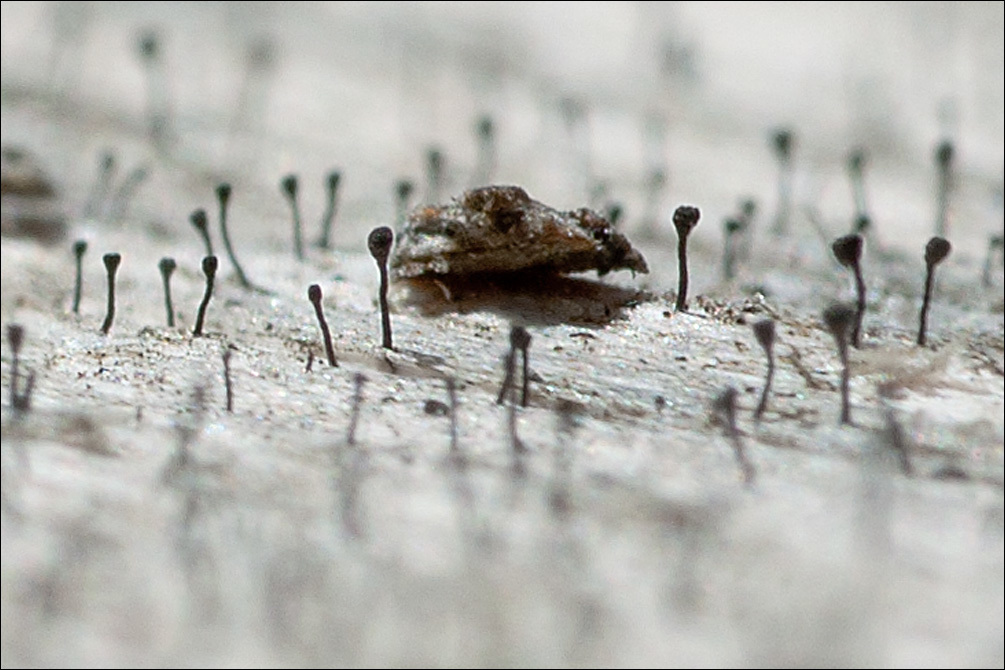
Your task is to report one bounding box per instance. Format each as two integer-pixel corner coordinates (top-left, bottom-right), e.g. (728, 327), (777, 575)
(673, 205), (700, 312)
(192, 256), (218, 337)
(831, 234), (866, 348)
(308, 284), (337, 367)
(918, 237), (951, 346)
(223, 345), (234, 413)
(100, 253), (121, 335)
(752, 318), (776, 420)
(367, 227), (394, 349)
(216, 183), (253, 290)
(281, 174), (304, 261)
(158, 257), (176, 327)
(72, 240), (87, 314)
(823, 302), (855, 425)
(771, 129), (794, 235)
(513, 326), (532, 408)
(7, 324), (24, 408)
(316, 170), (341, 249)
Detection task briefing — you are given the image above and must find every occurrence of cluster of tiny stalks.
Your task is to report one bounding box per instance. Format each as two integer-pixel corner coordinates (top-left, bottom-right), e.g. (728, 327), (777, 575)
(9, 90), (978, 494)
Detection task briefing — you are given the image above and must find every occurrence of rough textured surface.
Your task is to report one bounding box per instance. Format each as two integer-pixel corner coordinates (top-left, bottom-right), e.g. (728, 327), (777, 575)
(392, 185), (649, 278)
(1, 3), (1003, 668)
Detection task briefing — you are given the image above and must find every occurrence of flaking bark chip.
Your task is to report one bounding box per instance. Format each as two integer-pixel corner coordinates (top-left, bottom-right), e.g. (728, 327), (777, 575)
(391, 185), (649, 279)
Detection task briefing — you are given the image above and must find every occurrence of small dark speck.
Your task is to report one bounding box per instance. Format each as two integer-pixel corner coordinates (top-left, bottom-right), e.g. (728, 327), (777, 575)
(932, 463), (969, 481)
(663, 311), (672, 318)
(675, 355), (687, 362)
(264, 322), (274, 331)
(424, 399), (449, 416)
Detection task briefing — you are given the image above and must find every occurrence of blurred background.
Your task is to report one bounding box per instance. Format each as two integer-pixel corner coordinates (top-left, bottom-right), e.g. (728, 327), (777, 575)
(2, 2), (1002, 252)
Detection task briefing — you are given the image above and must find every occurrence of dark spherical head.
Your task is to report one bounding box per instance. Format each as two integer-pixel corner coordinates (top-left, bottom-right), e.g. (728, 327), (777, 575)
(395, 179), (414, 201)
(103, 252), (121, 273)
(510, 325), (531, 350)
(672, 205), (701, 239)
(822, 302), (856, 341)
(189, 208), (208, 230)
(281, 174), (298, 199)
(831, 234), (863, 268)
(935, 140), (954, 167)
(138, 31), (158, 60)
(216, 182), (231, 204)
(772, 128), (793, 158)
(7, 323), (24, 352)
(158, 256), (176, 276)
(752, 318), (776, 353)
(202, 255), (218, 277)
(368, 226), (393, 264)
(724, 218), (744, 236)
(326, 171), (341, 192)
(991, 235), (1003, 250)
(925, 237), (951, 267)
(308, 283), (322, 304)
(99, 151), (115, 172)
(73, 239), (88, 257)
